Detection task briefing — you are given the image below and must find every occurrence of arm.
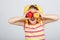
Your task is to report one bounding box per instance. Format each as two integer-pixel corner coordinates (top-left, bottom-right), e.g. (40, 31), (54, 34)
(8, 16), (28, 26)
(34, 11), (59, 24)
(42, 14), (59, 24)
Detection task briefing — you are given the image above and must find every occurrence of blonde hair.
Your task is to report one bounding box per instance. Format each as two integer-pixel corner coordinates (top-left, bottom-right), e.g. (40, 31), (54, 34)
(24, 4), (43, 24)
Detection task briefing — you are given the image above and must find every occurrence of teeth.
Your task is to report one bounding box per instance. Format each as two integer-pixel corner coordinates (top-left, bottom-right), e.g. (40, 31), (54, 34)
(30, 18), (35, 21)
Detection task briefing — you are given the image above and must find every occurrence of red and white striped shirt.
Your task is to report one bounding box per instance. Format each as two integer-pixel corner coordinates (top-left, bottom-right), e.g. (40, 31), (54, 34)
(24, 20), (45, 40)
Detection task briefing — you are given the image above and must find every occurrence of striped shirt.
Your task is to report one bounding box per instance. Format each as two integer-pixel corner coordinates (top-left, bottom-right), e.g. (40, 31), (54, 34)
(24, 20), (45, 40)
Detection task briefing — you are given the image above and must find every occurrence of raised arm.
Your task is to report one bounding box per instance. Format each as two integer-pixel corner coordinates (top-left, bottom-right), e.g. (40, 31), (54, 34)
(8, 16), (28, 26)
(42, 14), (59, 24)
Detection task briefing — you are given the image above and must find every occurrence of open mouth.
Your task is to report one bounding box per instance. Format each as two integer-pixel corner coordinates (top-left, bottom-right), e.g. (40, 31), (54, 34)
(30, 17), (36, 21)
(28, 18), (38, 25)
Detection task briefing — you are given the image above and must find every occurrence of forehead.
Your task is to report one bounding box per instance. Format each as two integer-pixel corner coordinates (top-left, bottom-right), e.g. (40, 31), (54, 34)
(29, 8), (35, 9)
(28, 8), (38, 10)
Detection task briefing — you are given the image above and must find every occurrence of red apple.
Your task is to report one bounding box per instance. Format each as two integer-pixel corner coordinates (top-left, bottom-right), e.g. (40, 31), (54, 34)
(26, 11), (33, 18)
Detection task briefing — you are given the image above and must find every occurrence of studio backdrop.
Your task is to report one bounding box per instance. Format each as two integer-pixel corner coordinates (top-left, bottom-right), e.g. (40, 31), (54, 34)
(0, 0), (60, 40)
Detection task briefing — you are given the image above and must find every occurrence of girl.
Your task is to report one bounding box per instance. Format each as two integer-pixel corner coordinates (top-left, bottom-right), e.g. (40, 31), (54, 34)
(8, 4), (59, 40)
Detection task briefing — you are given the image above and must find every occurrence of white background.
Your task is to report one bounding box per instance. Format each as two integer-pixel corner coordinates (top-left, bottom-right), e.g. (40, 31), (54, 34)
(0, 0), (60, 40)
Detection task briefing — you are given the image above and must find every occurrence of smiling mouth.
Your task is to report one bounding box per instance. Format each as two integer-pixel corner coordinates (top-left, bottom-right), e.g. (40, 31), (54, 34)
(30, 17), (36, 21)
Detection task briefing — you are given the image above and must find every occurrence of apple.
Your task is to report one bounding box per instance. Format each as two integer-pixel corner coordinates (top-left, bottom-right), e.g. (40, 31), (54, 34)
(26, 11), (33, 18)
(33, 13), (39, 18)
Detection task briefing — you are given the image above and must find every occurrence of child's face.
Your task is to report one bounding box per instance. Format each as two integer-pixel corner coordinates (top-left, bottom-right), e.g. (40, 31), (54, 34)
(28, 8), (39, 25)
